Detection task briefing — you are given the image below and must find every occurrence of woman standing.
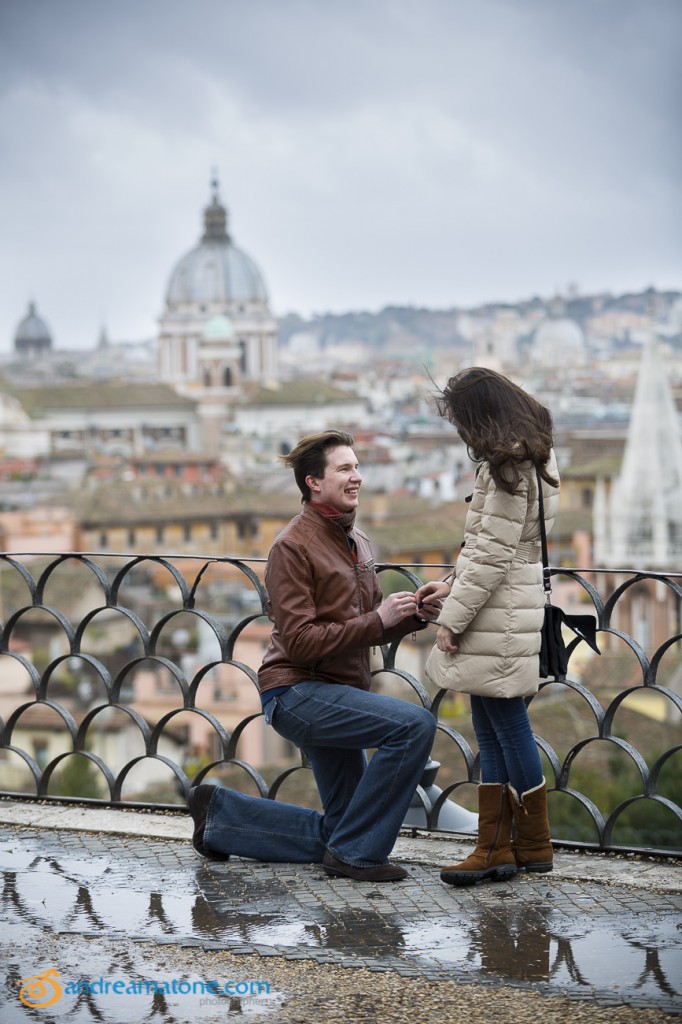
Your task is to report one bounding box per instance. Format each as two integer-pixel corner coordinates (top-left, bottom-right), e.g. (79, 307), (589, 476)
(416, 367), (560, 887)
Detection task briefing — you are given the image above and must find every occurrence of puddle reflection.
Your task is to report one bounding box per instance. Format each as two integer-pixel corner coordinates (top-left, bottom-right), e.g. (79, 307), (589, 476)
(400, 903), (682, 1005)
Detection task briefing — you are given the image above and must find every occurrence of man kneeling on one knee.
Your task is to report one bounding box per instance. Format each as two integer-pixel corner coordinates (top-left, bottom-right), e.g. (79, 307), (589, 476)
(189, 430), (441, 881)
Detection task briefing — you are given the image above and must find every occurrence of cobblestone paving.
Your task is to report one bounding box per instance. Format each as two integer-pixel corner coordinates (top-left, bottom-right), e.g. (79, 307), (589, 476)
(1, 823), (681, 1020)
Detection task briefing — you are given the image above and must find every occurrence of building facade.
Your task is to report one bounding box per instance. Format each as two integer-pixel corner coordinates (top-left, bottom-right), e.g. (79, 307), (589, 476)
(3, 382), (200, 459)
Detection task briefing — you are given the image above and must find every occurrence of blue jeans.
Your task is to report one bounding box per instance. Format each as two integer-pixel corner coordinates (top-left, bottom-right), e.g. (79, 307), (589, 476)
(470, 695), (543, 794)
(203, 681), (436, 866)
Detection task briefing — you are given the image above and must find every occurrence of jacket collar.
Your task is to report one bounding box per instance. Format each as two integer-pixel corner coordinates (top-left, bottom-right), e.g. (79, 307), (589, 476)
(305, 501), (357, 534)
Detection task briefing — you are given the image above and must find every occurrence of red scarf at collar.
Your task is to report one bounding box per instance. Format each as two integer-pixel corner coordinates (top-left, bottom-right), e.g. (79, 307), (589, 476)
(308, 502), (357, 546)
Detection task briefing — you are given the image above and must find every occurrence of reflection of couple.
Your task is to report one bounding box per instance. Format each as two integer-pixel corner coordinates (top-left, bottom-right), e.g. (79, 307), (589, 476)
(189, 368), (558, 887)
(471, 904), (552, 982)
(191, 875), (552, 983)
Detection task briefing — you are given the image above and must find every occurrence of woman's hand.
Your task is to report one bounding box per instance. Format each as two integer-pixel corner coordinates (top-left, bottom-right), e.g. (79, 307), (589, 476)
(414, 580), (451, 620)
(436, 626), (461, 653)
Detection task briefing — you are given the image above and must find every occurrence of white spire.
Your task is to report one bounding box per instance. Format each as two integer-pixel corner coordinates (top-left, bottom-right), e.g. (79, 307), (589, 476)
(596, 334), (682, 569)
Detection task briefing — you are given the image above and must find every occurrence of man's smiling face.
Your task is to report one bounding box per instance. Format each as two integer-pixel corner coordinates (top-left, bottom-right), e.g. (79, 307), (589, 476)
(307, 445), (362, 513)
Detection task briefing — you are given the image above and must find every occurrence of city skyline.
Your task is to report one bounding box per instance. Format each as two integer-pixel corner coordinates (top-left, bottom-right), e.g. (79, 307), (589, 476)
(0, 0), (680, 352)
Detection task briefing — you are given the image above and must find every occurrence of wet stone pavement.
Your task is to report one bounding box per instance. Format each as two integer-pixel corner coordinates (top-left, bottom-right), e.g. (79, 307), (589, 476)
(0, 805), (681, 1023)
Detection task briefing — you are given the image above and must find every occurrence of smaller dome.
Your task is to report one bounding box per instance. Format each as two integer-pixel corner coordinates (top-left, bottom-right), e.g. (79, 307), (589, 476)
(14, 301), (53, 354)
(203, 314), (235, 340)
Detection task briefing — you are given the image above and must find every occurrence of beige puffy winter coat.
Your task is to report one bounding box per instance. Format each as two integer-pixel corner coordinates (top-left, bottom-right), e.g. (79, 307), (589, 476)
(425, 451), (560, 698)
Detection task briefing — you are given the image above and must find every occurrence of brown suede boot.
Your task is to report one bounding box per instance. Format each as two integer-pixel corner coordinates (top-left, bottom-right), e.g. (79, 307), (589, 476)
(440, 783), (517, 886)
(509, 777), (553, 873)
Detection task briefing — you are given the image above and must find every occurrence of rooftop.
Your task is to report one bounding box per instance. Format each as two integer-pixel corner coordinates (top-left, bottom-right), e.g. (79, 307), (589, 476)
(5, 381), (197, 415)
(74, 482), (301, 526)
(246, 380), (362, 406)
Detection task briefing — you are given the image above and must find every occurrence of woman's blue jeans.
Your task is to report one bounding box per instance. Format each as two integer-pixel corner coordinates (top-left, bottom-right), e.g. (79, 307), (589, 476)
(203, 681), (436, 867)
(470, 695), (543, 794)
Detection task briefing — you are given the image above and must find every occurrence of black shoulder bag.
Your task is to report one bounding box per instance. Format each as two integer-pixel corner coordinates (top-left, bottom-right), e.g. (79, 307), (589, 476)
(536, 468), (600, 679)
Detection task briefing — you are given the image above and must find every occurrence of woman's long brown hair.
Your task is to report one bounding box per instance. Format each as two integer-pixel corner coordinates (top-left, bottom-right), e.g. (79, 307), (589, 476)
(435, 367), (559, 494)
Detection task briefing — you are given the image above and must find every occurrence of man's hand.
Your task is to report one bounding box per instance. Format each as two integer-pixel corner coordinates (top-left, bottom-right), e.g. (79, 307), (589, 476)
(376, 591), (419, 627)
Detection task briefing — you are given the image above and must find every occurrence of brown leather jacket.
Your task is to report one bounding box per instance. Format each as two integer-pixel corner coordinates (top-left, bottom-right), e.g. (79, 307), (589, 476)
(258, 503), (425, 694)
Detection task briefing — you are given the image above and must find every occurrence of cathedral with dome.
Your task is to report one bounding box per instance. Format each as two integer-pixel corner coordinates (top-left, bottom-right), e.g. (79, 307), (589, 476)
(158, 179), (278, 403)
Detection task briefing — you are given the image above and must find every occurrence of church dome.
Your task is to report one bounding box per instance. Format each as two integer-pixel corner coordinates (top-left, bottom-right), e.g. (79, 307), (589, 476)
(166, 182), (268, 307)
(14, 301), (53, 355)
(532, 315), (586, 365)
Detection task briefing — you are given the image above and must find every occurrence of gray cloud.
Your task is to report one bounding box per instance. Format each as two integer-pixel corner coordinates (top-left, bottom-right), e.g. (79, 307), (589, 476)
(0, 0), (679, 351)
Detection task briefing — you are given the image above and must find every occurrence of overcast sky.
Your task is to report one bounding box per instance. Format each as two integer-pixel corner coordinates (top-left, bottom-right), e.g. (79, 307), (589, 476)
(0, 0), (680, 352)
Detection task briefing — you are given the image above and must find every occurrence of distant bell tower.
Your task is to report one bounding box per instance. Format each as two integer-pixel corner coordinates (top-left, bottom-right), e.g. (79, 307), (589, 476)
(593, 334), (682, 569)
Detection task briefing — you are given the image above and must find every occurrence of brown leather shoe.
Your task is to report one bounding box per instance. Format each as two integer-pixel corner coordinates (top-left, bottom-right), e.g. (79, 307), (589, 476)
(322, 850), (407, 882)
(188, 785), (229, 861)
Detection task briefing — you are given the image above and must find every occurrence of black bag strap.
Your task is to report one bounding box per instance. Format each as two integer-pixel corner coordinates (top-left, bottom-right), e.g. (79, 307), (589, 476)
(536, 467), (601, 655)
(536, 467), (552, 601)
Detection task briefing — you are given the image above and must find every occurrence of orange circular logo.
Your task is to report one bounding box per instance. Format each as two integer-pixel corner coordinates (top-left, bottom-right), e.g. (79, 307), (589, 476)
(17, 969), (63, 1008)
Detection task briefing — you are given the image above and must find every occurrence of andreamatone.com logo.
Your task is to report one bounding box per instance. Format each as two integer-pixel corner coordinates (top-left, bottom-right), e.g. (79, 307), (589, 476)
(16, 968), (271, 1009)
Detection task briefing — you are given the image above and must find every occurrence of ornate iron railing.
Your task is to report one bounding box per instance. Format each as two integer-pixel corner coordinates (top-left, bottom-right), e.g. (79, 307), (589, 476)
(0, 552), (680, 856)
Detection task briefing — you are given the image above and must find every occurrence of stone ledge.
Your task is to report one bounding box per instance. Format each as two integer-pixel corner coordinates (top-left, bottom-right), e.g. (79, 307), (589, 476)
(0, 798), (679, 893)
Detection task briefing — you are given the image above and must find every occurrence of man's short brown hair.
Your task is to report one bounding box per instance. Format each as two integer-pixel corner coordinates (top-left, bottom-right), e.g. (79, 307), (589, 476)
(281, 430), (355, 501)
